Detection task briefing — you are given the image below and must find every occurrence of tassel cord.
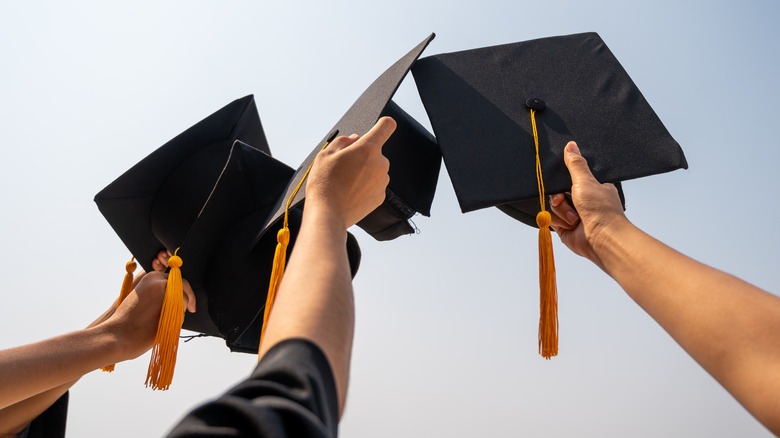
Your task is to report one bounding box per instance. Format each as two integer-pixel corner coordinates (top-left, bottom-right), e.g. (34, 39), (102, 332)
(530, 109), (559, 359)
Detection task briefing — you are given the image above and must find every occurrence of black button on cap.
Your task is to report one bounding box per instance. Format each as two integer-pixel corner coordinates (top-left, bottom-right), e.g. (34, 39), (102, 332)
(525, 98), (546, 111)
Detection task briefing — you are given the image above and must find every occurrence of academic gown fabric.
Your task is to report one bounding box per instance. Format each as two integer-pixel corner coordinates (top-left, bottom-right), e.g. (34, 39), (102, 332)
(167, 338), (340, 438)
(14, 392), (68, 438)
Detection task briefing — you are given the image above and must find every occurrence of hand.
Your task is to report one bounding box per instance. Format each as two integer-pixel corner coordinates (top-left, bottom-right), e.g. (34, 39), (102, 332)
(549, 141), (629, 269)
(102, 270), (196, 362)
(305, 117), (395, 229)
(89, 251), (176, 329)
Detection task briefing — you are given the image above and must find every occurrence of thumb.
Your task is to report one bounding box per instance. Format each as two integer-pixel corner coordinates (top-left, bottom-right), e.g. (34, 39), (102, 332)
(563, 141), (597, 186)
(360, 116), (397, 151)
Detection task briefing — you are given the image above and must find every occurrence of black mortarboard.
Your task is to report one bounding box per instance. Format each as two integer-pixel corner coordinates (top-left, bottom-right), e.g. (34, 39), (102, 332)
(411, 32), (688, 358)
(412, 32), (688, 227)
(257, 33), (441, 244)
(95, 95), (361, 357)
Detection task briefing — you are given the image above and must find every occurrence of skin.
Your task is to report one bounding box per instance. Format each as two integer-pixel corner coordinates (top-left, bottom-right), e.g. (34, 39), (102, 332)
(0, 253), (195, 437)
(549, 141), (780, 435)
(257, 117), (395, 415)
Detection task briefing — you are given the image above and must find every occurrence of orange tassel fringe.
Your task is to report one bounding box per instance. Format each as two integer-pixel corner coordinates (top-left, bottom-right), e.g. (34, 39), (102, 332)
(145, 250), (184, 390)
(536, 212), (558, 359)
(259, 228), (290, 350)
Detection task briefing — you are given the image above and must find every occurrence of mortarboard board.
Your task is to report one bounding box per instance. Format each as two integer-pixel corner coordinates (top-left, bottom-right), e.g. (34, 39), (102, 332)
(95, 95), (362, 387)
(411, 32), (688, 357)
(257, 33), (441, 246)
(412, 32), (687, 225)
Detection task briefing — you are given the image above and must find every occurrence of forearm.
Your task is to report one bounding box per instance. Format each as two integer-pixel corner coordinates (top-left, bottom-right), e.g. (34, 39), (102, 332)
(0, 381), (74, 437)
(258, 208), (355, 415)
(0, 325), (121, 410)
(596, 219), (780, 432)
(0, 299), (126, 433)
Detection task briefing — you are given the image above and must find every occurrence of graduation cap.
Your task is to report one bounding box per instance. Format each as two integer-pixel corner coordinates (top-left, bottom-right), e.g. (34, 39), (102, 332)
(412, 32), (688, 358)
(258, 33), (441, 246)
(95, 95), (362, 389)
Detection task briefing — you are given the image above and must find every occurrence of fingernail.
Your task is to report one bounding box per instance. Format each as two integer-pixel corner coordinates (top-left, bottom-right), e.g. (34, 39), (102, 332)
(566, 211), (578, 223)
(567, 141), (580, 155)
(349, 133), (359, 139)
(550, 194), (562, 206)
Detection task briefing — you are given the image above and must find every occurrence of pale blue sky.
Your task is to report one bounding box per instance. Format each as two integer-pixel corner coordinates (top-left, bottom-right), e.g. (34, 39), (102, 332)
(1, 1), (778, 436)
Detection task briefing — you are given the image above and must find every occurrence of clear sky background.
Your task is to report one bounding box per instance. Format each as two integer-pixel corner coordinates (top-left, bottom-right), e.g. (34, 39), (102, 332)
(1, 1), (778, 436)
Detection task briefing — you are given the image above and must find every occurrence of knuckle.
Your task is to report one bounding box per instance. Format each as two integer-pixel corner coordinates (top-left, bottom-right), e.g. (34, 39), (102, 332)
(326, 136), (349, 150)
(567, 153), (588, 168)
(379, 156), (390, 173)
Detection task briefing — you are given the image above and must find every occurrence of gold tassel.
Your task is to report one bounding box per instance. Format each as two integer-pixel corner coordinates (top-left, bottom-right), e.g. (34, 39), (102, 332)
(101, 258), (137, 373)
(259, 228), (290, 349)
(537, 211), (558, 358)
(258, 141), (331, 354)
(530, 108), (559, 359)
(145, 249), (184, 390)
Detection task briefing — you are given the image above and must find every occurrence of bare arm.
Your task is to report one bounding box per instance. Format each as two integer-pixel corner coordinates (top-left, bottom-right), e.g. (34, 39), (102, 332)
(258, 117), (395, 416)
(550, 141), (780, 434)
(0, 302), (120, 436)
(0, 268), (195, 435)
(0, 382), (74, 437)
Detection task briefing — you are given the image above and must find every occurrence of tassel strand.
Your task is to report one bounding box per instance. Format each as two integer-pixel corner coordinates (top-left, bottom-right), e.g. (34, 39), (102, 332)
(530, 108), (559, 359)
(145, 249), (184, 390)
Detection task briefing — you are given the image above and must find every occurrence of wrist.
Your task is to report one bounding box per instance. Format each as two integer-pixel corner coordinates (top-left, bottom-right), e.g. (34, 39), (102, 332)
(302, 204), (350, 237)
(87, 321), (129, 365)
(589, 215), (638, 275)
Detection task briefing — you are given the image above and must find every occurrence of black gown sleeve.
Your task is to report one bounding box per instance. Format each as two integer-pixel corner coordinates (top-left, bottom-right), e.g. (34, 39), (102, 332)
(166, 338), (340, 438)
